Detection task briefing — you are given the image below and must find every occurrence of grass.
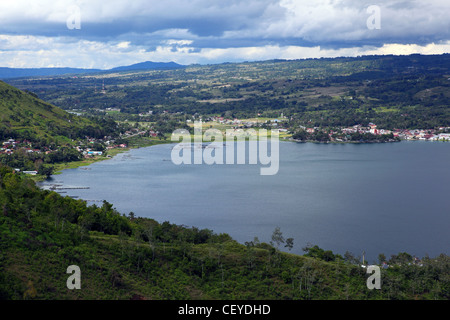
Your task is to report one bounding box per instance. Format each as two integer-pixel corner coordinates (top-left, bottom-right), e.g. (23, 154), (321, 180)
(375, 106), (401, 113)
(52, 157), (108, 174)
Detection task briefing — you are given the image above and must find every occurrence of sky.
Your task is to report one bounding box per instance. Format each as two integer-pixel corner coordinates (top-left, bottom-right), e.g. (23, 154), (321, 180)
(0, 0), (449, 69)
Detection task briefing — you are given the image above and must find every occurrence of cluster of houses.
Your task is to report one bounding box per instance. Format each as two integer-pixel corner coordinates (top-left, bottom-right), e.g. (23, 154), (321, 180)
(192, 115), (288, 128)
(211, 116), (259, 126)
(138, 110), (154, 116)
(339, 123), (393, 136)
(0, 136), (121, 161)
(121, 127), (158, 138)
(77, 137), (126, 159)
(304, 123), (450, 141)
(0, 139), (54, 156)
(1, 139), (19, 155)
(1, 125), (162, 162)
(76, 127), (160, 159)
(78, 127), (159, 159)
(394, 129), (450, 141)
(75, 145), (104, 158)
(191, 117), (450, 141)
(340, 123), (450, 141)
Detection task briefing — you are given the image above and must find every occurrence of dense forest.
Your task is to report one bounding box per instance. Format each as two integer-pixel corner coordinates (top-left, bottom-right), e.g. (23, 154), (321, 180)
(0, 165), (448, 300)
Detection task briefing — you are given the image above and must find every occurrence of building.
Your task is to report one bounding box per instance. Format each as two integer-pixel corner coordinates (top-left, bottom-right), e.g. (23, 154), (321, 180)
(23, 171), (38, 175)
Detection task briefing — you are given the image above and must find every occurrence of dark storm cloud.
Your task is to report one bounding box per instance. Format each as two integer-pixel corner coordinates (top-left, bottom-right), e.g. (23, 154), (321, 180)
(1, 0), (449, 48)
(0, 0), (448, 68)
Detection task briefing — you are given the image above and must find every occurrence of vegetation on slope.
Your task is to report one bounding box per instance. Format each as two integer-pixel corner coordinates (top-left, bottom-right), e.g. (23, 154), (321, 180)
(0, 81), (124, 175)
(0, 80), (114, 143)
(0, 165), (448, 300)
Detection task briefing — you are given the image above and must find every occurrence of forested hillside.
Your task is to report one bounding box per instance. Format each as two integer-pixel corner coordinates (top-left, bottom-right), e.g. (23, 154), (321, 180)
(0, 81), (125, 176)
(0, 80), (116, 143)
(0, 165), (448, 300)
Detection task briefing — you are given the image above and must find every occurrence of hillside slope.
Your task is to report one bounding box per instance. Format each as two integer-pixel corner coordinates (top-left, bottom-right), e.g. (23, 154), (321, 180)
(0, 80), (103, 143)
(0, 165), (448, 300)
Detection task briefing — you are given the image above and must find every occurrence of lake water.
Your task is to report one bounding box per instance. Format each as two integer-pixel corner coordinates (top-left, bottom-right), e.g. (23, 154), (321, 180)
(40, 141), (450, 262)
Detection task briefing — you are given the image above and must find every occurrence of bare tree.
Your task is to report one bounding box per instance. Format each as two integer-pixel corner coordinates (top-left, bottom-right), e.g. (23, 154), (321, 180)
(271, 226), (285, 250)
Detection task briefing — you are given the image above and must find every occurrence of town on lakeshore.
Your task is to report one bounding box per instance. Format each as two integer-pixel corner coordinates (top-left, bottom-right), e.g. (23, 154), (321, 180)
(201, 116), (450, 142)
(2, 116), (449, 176)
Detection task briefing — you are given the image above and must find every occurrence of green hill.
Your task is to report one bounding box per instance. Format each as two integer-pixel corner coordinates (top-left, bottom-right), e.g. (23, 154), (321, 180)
(0, 81), (123, 176)
(0, 165), (448, 300)
(0, 80), (104, 144)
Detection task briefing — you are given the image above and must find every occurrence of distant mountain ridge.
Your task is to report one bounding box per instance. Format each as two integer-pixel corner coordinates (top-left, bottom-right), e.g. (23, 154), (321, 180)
(0, 67), (102, 79)
(110, 61), (184, 72)
(0, 61), (185, 79)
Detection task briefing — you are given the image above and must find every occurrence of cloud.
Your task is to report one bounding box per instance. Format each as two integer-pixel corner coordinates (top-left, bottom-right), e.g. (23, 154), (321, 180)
(226, 0), (450, 48)
(0, 0), (281, 38)
(0, 0), (448, 67)
(1, 32), (449, 69)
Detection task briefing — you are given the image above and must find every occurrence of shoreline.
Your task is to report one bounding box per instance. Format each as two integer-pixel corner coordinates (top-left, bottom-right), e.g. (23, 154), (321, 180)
(33, 137), (171, 182)
(286, 138), (401, 144)
(33, 136), (447, 183)
(34, 138), (449, 260)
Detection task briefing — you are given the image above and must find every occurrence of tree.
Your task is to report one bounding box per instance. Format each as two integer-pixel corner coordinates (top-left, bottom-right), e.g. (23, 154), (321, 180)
(344, 251), (360, 264)
(302, 244), (341, 262)
(39, 164), (54, 178)
(252, 236), (260, 247)
(271, 227), (285, 250)
(378, 253), (387, 265)
(285, 238), (294, 251)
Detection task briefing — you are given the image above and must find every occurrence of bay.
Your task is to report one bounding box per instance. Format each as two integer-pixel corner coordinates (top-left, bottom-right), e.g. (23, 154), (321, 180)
(40, 141), (450, 263)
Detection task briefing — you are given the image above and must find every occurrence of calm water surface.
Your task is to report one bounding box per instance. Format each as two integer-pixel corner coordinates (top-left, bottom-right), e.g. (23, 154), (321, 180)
(40, 141), (449, 262)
